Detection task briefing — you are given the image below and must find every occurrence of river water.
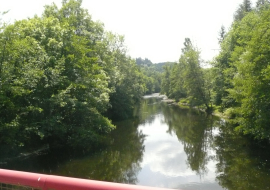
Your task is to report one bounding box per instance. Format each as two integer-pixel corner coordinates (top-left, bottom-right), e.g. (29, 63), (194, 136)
(2, 95), (270, 190)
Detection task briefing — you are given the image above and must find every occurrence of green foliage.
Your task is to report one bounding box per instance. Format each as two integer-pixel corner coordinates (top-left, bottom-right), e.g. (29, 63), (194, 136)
(218, 25), (226, 45)
(228, 8), (270, 139)
(135, 58), (163, 94)
(135, 57), (152, 67)
(234, 0), (252, 21)
(160, 64), (172, 96)
(98, 33), (146, 119)
(180, 38), (210, 108)
(0, 14), (113, 149)
(211, 34), (233, 109)
(212, 3), (270, 140)
(108, 57), (146, 119)
(256, 0), (270, 8)
(160, 38), (211, 111)
(0, 0), (147, 150)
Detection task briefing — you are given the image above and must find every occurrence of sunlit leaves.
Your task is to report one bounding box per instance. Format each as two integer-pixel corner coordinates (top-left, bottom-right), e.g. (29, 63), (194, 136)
(161, 38), (211, 111)
(0, 0), (115, 149)
(0, 0), (149, 150)
(213, 5), (270, 139)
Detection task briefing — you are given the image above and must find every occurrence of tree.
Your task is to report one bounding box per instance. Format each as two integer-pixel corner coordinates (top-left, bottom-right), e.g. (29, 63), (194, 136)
(256, 0), (270, 8)
(0, 0), (151, 150)
(212, 29), (235, 109)
(180, 38), (211, 111)
(135, 58), (163, 94)
(168, 63), (186, 101)
(160, 65), (171, 96)
(107, 56), (146, 119)
(212, 3), (270, 139)
(0, 0), (116, 150)
(234, 0), (253, 21)
(99, 33), (146, 119)
(218, 25), (226, 45)
(160, 39), (211, 111)
(211, 8), (257, 110)
(229, 9), (270, 139)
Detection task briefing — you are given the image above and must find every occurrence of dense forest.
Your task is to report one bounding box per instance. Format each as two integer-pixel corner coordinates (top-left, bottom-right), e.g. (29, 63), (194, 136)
(2, 0), (270, 153)
(0, 0), (162, 151)
(161, 0), (270, 140)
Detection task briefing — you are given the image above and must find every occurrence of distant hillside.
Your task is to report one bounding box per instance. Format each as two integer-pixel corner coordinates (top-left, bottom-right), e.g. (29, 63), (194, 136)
(135, 57), (153, 67)
(135, 58), (175, 73)
(152, 62), (169, 72)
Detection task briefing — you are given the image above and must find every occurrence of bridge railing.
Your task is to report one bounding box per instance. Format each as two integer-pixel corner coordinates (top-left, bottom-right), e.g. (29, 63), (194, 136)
(0, 169), (176, 190)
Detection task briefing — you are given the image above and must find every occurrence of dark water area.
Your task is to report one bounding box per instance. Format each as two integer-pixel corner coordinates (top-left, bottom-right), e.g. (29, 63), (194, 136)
(1, 95), (270, 190)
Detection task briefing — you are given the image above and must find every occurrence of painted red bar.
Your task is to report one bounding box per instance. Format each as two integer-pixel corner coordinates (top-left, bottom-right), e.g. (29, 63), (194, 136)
(0, 169), (177, 190)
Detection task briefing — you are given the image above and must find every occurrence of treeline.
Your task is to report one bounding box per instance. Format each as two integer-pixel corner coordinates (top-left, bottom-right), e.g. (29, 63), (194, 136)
(0, 0), (156, 150)
(135, 58), (166, 94)
(161, 38), (212, 112)
(161, 0), (270, 140)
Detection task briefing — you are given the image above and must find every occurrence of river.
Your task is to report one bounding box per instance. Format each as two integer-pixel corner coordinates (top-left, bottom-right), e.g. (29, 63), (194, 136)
(2, 95), (270, 190)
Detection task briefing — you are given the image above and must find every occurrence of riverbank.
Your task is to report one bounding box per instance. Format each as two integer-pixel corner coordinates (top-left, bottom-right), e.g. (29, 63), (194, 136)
(143, 93), (229, 119)
(158, 95), (229, 119)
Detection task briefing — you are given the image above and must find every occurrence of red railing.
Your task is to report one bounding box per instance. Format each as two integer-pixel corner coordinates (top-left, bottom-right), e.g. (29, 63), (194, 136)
(0, 169), (176, 190)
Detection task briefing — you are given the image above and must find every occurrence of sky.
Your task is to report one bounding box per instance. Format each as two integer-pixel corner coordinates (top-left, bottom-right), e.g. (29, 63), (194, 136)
(1, 0), (257, 63)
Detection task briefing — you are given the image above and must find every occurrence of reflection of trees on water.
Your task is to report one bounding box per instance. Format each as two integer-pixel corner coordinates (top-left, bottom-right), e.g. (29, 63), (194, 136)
(161, 101), (270, 189)
(2, 119), (145, 185)
(5, 97), (270, 189)
(214, 123), (270, 190)
(161, 104), (219, 176)
(135, 98), (164, 125)
(53, 119), (145, 184)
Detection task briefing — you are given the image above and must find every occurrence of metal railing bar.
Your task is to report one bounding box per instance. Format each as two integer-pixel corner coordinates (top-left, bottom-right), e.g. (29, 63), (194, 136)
(0, 169), (178, 190)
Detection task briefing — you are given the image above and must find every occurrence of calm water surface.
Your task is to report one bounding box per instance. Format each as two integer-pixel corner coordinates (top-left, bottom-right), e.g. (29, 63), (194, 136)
(2, 95), (270, 190)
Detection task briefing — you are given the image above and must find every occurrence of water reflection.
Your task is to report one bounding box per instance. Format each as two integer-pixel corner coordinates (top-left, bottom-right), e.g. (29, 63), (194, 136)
(137, 98), (223, 189)
(137, 97), (164, 125)
(162, 104), (216, 176)
(1, 119), (145, 185)
(214, 122), (270, 190)
(2, 96), (270, 190)
(52, 119), (145, 184)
